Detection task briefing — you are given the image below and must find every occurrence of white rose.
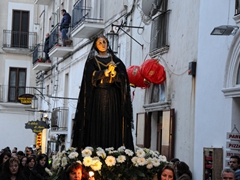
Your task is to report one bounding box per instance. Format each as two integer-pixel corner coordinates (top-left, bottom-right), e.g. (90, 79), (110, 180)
(68, 152), (79, 159)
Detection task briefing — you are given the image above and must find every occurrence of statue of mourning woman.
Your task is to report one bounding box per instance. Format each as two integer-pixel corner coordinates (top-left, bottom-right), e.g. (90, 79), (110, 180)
(72, 35), (134, 151)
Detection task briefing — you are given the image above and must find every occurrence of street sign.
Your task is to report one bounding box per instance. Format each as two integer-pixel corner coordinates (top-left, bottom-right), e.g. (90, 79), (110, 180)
(225, 150), (240, 157)
(227, 132), (240, 141)
(226, 141), (240, 150)
(18, 94), (34, 105)
(25, 120), (50, 134)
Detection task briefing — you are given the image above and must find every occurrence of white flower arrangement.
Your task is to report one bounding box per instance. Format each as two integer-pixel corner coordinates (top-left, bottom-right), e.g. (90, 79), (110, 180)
(48, 146), (169, 180)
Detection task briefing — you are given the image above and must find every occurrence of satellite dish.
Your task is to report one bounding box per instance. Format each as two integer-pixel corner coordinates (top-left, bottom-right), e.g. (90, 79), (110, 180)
(142, 0), (163, 17)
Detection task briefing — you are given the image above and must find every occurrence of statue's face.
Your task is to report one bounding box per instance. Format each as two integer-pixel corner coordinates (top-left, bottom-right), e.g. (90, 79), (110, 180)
(96, 37), (108, 53)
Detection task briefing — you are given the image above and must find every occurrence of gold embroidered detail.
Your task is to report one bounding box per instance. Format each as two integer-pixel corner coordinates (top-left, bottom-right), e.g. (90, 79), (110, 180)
(94, 56), (114, 70)
(94, 56), (114, 83)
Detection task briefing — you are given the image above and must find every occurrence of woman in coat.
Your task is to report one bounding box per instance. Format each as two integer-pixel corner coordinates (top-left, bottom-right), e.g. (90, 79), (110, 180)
(0, 157), (27, 180)
(30, 154), (49, 180)
(175, 161), (192, 180)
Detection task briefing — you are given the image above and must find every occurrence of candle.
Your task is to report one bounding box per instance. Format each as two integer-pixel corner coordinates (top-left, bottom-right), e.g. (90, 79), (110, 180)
(89, 171), (94, 177)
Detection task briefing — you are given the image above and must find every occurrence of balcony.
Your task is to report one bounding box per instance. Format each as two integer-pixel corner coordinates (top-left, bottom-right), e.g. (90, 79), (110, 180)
(2, 30), (37, 55)
(0, 85), (36, 108)
(48, 24), (73, 58)
(32, 44), (51, 71)
(50, 107), (68, 134)
(71, 0), (104, 38)
(34, 0), (51, 5)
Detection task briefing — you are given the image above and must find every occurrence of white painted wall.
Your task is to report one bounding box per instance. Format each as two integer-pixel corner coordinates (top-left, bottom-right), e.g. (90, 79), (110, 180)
(0, 0), (37, 152)
(33, 0), (240, 179)
(0, 110), (35, 151)
(194, 0), (237, 179)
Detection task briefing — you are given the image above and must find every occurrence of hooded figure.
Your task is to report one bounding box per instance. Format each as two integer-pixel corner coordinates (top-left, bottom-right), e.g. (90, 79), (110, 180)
(72, 35), (134, 151)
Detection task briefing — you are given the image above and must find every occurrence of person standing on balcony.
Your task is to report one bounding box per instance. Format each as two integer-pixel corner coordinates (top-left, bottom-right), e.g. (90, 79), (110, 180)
(43, 33), (50, 61)
(60, 9), (72, 47)
(72, 35), (134, 151)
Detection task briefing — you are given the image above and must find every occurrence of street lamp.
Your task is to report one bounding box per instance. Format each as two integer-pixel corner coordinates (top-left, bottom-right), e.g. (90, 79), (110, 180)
(31, 96), (38, 109)
(210, 25), (239, 35)
(107, 24), (144, 54)
(107, 25), (119, 54)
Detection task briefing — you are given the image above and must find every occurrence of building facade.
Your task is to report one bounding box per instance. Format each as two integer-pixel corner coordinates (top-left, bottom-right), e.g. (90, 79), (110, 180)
(0, 0), (38, 151)
(2, 0), (240, 179)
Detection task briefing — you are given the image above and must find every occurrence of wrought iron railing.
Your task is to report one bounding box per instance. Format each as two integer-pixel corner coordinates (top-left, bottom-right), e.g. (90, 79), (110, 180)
(51, 107), (68, 131)
(49, 24), (60, 50)
(72, 0), (103, 31)
(32, 44), (44, 64)
(2, 30), (37, 50)
(0, 85), (37, 103)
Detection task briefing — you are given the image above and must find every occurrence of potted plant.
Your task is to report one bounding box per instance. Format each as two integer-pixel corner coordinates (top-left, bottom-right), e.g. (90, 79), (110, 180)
(46, 59), (51, 63)
(37, 57), (46, 62)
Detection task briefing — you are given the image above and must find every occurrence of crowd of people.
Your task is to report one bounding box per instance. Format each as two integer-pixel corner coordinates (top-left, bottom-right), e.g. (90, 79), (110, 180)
(0, 146), (50, 180)
(0, 146), (96, 180)
(3, 145), (240, 180)
(157, 158), (192, 180)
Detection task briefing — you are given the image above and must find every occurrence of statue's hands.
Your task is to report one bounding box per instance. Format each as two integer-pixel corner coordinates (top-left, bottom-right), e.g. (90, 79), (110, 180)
(108, 62), (116, 71)
(110, 70), (116, 78)
(105, 62), (117, 77)
(104, 69), (110, 77)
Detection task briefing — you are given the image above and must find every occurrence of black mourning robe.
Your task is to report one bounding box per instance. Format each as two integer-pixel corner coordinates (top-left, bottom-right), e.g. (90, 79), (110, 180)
(72, 54), (134, 151)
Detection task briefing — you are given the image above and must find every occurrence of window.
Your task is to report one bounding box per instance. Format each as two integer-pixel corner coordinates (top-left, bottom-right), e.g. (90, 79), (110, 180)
(136, 109), (175, 160)
(145, 83), (165, 104)
(12, 10), (29, 48)
(156, 110), (174, 160)
(236, 0), (240, 15)
(150, 0), (170, 52)
(8, 68), (26, 102)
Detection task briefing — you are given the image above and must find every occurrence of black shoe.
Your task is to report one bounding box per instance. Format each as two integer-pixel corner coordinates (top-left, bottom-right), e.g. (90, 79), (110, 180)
(65, 40), (72, 46)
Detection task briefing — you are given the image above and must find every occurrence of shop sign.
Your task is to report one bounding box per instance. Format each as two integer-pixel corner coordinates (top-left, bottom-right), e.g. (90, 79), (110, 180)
(18, 94), (34, 105)
(226, 141), (240, 150)
(227, 132), (240, 141)
(225, 150), (240, 157)
(25, 120), (50, 134)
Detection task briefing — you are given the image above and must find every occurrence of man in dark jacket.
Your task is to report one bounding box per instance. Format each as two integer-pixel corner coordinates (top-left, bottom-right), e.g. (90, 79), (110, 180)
(44, 33), (50, 61)
(60, 9), (72, 46)
(229, 155), (240, 180)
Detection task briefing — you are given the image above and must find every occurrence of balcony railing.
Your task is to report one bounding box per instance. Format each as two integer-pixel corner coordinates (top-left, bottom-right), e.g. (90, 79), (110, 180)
(34, 0), (51, 5)
(2, 30), (37, 54)
(0, 85), (37, 103)
(72, 0), (104, 29)
(32, 44), (44, 64)
(71, 0), (104, 38)
(49, 24), (60, 50)
(32, 44), (52, 71)
(51, 107), (68, 131)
